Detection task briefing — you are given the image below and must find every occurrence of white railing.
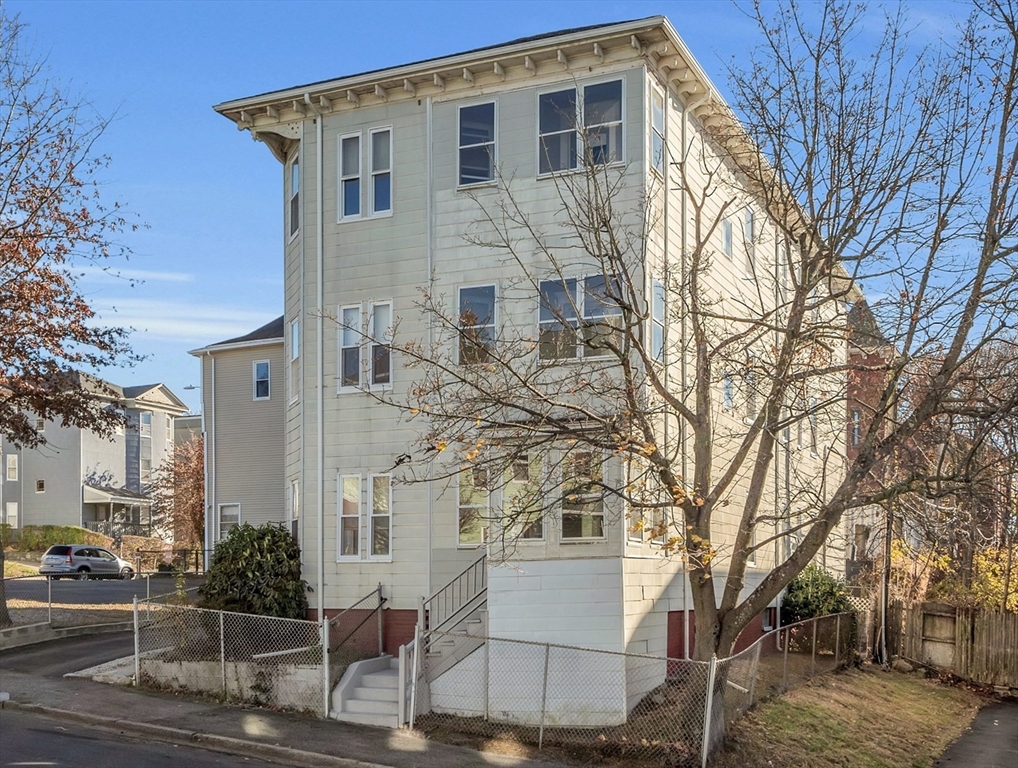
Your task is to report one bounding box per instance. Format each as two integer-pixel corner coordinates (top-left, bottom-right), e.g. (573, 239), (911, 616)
(418, 553), (486, 633)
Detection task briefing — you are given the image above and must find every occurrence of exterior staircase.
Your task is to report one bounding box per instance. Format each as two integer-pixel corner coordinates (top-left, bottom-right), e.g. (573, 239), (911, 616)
(331, 655), (400, 728)
(424, 607), (487, 680)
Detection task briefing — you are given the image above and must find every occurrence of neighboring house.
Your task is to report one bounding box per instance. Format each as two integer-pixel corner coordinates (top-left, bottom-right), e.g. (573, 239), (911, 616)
(212, 17), (848, 725)
(0, 377), (188, 537)
(189, 316), (286, 555)
(174, 414), (202, 446)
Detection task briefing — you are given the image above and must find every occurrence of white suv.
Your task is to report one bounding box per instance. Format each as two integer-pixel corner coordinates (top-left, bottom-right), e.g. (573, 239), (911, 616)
(39, 545), (135, 580)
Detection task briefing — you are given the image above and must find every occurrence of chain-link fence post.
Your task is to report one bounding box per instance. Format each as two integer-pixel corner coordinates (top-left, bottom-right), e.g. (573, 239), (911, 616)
(409, 622), (421, 730)
(538, 643), (551, 750)
(700, 654), (718, 768)
(398, 643), (407, 726)
(483, 634), (489, 721)
(47, 575), (52, 624)
(220, 610), (226, 697)
(811, 618), (818, 679)
(782, 627), (789, 692)
(321, 614), (330, 718)
(133, 596), (140, 687)
(377, 583), (384, 656)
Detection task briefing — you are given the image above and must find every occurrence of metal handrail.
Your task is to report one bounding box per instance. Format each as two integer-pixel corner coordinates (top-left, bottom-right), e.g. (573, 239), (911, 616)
(419, 553), (486, 633)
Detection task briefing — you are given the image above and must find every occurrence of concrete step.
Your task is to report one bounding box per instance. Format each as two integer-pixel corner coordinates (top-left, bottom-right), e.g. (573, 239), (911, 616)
(331, 710), (399, 728)
(361, 670), (398, 689)
(353, 685), (398, 703)
(346, 697), (399, 716)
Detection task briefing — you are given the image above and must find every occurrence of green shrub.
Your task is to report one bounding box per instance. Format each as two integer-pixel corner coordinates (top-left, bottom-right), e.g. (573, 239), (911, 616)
(14, 525), (111, 552)
(781, 563), (851, 625)
(198, 523), (309, 619)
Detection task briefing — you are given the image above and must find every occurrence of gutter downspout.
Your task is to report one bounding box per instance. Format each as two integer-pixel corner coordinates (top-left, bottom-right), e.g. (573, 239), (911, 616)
(678, 89), (690, 661)
(426, 95), (434, 597)
(304, 93), (326, 617)
(204, 351), (215, 562)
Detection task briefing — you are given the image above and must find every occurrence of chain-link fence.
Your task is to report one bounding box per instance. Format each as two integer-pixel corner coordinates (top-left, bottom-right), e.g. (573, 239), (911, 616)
(407, 612), (856, 768)
(135, 601), (326, 715)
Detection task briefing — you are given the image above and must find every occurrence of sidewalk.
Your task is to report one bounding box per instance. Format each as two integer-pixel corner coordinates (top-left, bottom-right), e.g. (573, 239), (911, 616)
(934, 700), (1018, 768)
(0, 668), (570, 768)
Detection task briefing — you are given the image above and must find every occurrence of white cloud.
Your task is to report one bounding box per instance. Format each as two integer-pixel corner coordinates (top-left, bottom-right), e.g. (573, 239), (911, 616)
(76, 265), (195, 284)
(91, 298), (278, 344)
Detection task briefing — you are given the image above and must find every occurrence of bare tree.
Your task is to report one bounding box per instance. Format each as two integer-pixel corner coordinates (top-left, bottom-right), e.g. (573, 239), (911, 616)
(150, 435), (205, 547)
(339, 0), (1017, 659)
(0, 10), (138, 628)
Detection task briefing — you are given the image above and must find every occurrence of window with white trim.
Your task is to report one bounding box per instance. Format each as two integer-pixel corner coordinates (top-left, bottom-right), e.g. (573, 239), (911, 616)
(289, 479), (300, 542)
(504, 455), (543, 540)
(289, 319), (300, 402)
(561, 451), (605, 540)
(35, 479), (45, 493)
(369, 474), (391, 559)
(722, 374), (735, 412)
(539, 276), (623, 360)
(339, 305), (361, 389)
(458, 467), (489, 547)
(370, 302), (392, 387)
(650, 86), (665, 175)
(4, 501), (17, 529)
(6, 454), (17, 481)
(338, 475), (360, 559)
(459, 102), (496, 185)
(723, 217), (733, 258)
(744, 209), (756, 274)
(458, 285), (496, 364)
(36, 417), (44, 432)
(339, 133), (361, 219)
(370, 128), (391, 215)
(851, 408), (862, 447)
(538, 79), (623, 174)
(218, 503), (240, 539)
(651, 279), (665, 362)
(140, 411), (152, 437)
(253, 360), (270, 400)
(289, 155), (300, 237)
(140, 458), (152, 485)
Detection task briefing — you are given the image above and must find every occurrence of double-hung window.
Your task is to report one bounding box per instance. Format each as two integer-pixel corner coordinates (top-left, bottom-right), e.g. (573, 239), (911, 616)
(339, 303), (392, 390)
(339, 133), (361, 219)
(289, 320), (300, 402)
(459, 102), (496, 185)
(458, 285), (496, 364)
(538, 79), (623, 174)
(369, 474), (391, 559)
(744, 209), (755, 274)
(253, 360), (270, 400)
(538, 276), (623, 360)
(140, 412), (152, 437)
(722, 374), (735, 411)
(561, 451), (605, 540)
(338, 475), (360, 559)
(289, 155), (299, 238)
(723, 217), (733, 257)
(340, 306), (361, 388)
(6, 454), (17, 481)
(851, 408), (862, 447)
(458, 468), (489, 547)
(370, 128), (392, 215)
(650, 86), (665, 175)
(651, 279), (665, 362)
(218, 503), (240, 538)
(504, 455), (543, 540)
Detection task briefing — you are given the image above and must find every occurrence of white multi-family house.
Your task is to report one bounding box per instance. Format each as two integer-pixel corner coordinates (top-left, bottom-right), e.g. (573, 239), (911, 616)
(189, 316), (287, 553)
(0, 377), (188, 537)
(212, 16), (847, 726)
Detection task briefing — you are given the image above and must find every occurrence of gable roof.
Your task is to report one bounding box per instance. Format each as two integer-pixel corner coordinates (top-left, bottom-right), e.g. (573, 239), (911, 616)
(189, 316), (284, 356)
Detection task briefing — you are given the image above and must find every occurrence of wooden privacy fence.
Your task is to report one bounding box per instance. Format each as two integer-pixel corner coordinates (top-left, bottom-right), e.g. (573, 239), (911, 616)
(891, 601), (1018, 690)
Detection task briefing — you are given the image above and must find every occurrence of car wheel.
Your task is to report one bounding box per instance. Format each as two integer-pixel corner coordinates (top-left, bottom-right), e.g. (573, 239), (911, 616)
(75, 568), (91, 581)
(120, 567), (134, 580)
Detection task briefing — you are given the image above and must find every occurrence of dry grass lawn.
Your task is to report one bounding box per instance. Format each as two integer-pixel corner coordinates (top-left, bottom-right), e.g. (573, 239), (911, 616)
(712, 665), (984, 768)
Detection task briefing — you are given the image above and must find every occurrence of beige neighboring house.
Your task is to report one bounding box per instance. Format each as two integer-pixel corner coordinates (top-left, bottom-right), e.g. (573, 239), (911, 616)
(189, 316), (286, 556)
(211, 17), (849, 726)
(0, 378), (188, 538)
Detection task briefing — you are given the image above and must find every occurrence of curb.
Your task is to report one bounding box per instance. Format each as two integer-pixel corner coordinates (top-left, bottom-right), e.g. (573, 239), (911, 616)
(0, 700), (389, 768)
(0, 621), (134, 651)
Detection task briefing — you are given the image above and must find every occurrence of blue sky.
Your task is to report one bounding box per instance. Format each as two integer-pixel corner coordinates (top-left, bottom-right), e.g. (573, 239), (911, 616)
(7, 0), (966, 413)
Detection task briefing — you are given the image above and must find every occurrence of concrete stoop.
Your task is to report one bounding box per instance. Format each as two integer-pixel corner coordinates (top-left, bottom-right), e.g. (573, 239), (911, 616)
(331, 655), (400, 728)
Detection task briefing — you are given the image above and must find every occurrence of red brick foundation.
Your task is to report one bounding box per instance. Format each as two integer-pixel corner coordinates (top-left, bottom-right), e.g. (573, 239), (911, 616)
(667, 607), (776, 658)
(308, 607), (417, 657)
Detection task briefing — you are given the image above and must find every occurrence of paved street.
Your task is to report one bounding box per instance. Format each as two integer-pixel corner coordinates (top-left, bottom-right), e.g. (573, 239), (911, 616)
(0, 632), (135, 677)
(4, 575), (203, 605)
(0, 708), (287, 768)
